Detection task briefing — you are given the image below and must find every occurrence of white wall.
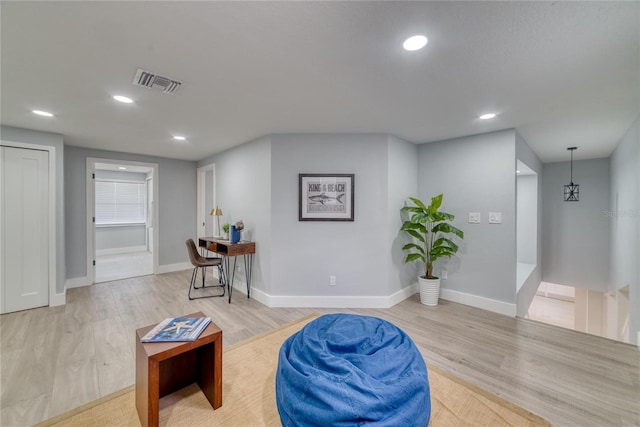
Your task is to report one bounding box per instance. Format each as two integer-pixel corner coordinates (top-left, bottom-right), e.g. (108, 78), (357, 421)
(387, 135), (419, 294)
(515, 132), (543, 317)
(95, 226), (146, 251)
(542, 158), (610, 291)
(609, 116), (639, 344)
(198, 136), (272, 294)
(517, 174), (537, 265)
(0, 126), (66, 295)
(270, 134), (389, 299)
(418, 129), (517, 308)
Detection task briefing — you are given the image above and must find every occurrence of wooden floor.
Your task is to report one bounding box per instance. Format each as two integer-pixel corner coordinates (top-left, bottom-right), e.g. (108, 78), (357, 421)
(1, 270), (638, 427)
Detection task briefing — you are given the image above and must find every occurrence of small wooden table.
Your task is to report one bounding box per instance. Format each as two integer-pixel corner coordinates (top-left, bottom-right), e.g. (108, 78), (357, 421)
(135, 312), (222, 427)
(198, 238), (256, 303)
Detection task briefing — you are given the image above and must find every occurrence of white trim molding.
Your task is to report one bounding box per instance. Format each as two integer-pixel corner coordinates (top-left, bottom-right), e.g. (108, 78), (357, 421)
(65, 276), (92, 289)
(255, 285), (418, 309)
(96, 246), (148, 256)
(439, 288), (517, 317)
(156, 262), (192, 275)
(51, 291), (66, 306)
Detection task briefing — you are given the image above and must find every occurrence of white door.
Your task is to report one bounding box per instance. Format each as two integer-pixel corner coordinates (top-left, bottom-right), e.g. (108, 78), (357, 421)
(1, 146), (49, 313)
(147, 177), (153, 253)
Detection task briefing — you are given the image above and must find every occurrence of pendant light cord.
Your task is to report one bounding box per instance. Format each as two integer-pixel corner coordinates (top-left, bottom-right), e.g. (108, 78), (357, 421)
(570, 149), (573, 184)
(567, 147), (577, 185)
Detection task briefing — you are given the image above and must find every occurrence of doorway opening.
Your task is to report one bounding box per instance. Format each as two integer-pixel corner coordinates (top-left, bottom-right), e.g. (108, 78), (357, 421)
(197, 164), (216, 239)
(87, 158), (159, 283)
(527, 281), (631, 343)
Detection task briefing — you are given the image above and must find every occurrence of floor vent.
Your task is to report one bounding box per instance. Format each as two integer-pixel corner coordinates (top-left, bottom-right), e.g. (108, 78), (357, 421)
(133, 68), (182, 94)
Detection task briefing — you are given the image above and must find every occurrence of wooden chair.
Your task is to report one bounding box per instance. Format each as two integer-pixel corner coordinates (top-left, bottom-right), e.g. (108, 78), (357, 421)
(185, 239), (226, 299)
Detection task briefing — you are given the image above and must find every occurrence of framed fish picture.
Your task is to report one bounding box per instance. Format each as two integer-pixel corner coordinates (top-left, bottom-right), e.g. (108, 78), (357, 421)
(299, 174), (354, 221)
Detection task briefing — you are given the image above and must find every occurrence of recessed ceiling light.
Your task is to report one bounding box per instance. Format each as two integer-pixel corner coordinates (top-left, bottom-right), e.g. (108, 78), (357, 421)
(118, 166), (127, 170)
(32, 110), (54, 117)
(479, 113), (497, 120)
(113, 95), (133, 104)
(403, 35), (428, 51)
(173, 136), (186, 141)
(516, 170), (521, 174)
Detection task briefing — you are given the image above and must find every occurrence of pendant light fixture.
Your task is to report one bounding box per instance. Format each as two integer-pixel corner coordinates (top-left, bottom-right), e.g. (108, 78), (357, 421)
(563, 147), (579, 202)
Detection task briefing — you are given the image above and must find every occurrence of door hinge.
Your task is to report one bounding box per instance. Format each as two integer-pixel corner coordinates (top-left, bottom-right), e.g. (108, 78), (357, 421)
(92, 173), (95, 179)
(93, 260), (96, 266)
(92, 217), (95, 223)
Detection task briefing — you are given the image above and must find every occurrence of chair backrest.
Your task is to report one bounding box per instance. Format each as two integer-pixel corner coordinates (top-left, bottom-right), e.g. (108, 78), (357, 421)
(186, 239), (204, 267)
(186, 239), (222, 268)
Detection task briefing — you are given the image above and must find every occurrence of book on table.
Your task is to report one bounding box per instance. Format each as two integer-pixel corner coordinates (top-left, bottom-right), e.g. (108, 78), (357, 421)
(140, 317), (212, 342)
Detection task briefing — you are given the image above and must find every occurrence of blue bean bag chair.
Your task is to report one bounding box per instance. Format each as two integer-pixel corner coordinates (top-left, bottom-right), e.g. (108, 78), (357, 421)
(276, 314), (430, 426)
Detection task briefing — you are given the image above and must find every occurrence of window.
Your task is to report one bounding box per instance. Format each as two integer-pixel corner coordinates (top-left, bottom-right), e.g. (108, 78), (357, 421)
(95, 180), (146, 225)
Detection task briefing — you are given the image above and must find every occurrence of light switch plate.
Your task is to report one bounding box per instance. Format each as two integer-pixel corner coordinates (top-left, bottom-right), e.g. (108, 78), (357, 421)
(468, 212), (481, 224)
(489, 212), (502, 224)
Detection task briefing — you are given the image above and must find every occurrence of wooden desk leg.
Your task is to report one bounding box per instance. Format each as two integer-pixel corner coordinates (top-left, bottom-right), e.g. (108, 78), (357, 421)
(196, 332), (223, 409)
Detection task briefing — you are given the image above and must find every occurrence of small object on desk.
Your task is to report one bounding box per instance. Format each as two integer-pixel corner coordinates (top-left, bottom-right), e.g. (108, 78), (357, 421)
(140, 317), (211, 342)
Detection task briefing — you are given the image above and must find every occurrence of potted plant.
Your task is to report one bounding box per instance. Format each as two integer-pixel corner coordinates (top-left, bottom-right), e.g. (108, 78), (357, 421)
(221, 223), (230, 239)
(401, 194), (464, 306)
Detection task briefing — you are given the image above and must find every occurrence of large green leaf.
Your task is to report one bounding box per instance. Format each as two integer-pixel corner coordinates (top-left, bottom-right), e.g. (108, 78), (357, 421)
(428, 194), (443, 214)
(429, 246), (455, 260)
(402, 243), (425, 254)
(432, 222), (464, 238)
(435, 237), (459, 253)
(401, 206), (424, 214)
(405, 229), (424, 242)
(408, 197), (428, 212)
(404, 253), (425, 263)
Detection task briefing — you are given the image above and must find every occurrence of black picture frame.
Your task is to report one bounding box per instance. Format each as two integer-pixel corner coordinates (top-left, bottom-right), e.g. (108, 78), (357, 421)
(299, 174), (354, 221)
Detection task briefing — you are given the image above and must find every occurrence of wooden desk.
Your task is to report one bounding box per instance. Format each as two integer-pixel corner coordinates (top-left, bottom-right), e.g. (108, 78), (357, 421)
(198, 238), (255, 303)
(135, 311), (222, 427)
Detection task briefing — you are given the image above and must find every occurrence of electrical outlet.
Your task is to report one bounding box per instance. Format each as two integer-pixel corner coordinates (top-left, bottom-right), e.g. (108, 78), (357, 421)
(329, 276), (336, 286)
(442, 269), (448, 280)
(489, 212), (502, 224)
(468, 212), (481, 224)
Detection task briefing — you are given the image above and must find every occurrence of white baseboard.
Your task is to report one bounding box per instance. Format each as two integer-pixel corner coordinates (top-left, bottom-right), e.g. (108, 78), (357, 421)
(440, 288), (516, 317)
(50, 291), (66, 306)
(65, 276), (92, 289)
(96, 246), (148, 256)
(389, 283), (418, 306)
(261, 285), (417, 309)
(157, 262), (192, 274)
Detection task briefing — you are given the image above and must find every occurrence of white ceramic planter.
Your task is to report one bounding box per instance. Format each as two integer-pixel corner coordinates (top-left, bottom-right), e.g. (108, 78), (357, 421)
(418, 276), (441, 306)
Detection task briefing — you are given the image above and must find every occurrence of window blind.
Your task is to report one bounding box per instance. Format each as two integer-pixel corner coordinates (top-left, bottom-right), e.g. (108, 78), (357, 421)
(95, 180), (146, 225)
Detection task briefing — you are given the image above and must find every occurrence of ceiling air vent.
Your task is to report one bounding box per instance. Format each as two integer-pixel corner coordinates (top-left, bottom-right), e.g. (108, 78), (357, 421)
(133, 68), (182, 94)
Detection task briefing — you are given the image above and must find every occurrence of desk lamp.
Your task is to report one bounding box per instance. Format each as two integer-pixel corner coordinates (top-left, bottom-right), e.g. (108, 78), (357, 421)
(211, 207), (223, 238)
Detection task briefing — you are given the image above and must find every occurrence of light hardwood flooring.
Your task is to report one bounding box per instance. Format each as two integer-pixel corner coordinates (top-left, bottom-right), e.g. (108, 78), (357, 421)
(1, 270), (639, 427)
(95, 250), (153, 283)
(527, 294), (575, 330)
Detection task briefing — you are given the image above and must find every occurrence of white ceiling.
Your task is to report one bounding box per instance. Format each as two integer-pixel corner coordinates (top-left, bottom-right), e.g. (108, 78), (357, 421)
(1, 1), (638, 163)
